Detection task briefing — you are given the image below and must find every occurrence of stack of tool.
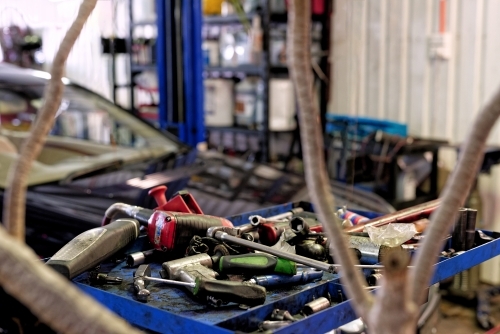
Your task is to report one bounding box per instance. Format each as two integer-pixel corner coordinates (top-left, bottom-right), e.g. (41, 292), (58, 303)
(43, 187), (481, 313)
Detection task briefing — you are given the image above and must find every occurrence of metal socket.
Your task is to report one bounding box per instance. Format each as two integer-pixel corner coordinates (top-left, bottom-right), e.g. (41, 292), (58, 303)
(302, 297), (331, 315)
(465, 208), (477, 250)
(452, 208), (468, 251)
(127, 249), (155, 267)
(367, 273), (383, 286)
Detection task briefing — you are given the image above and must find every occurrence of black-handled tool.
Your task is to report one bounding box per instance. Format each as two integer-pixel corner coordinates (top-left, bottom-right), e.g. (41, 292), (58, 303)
(46, 218), (141, 279)
(162, 254), (268, 306)
(194, 278), (266, 307)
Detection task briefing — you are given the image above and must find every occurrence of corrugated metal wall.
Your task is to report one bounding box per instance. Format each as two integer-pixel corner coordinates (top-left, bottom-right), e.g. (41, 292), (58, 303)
(329, 0), (500, 145)
(329, 0), (500, 283)
(0, 0), (125, 101)
(41, 0), (117, 101)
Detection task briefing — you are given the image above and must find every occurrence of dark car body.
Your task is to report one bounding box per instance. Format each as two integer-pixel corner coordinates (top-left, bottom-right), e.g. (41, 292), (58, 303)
(0, 63), (394, 256)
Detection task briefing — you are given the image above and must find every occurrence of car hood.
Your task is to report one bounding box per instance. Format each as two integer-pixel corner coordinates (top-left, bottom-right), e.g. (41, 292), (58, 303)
(0, 129), (177, 188)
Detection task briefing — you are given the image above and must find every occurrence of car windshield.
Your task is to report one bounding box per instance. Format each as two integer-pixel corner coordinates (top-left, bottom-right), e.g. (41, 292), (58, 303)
(0, 79), (178, 152)
(0, 69), (181, 187)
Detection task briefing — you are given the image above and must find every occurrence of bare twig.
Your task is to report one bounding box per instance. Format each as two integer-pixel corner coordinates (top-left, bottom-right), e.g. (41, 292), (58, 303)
(287, 0), (373, 318)
(0, 225), (143, 334)
(410, 85), (500, 305)
(3, 0), (96, 241)
(0, 0), (144, 332)
(289, 1), (500, 332)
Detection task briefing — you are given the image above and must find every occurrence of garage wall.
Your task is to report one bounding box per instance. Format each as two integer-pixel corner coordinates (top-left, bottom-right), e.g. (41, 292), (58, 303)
(329, 0), (500, 284)
(0, 0), (130, 102)
(329, 0), (500, 145)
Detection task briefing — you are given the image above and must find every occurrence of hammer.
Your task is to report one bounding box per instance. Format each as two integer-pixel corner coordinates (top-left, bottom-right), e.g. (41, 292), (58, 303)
(133, 264), (195, 302)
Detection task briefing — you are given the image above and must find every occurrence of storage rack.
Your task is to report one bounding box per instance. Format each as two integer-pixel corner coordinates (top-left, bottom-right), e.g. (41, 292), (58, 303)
(202, 0), (331, 162)
(74, 201), (500, 333)
(127, 0), (156, 118)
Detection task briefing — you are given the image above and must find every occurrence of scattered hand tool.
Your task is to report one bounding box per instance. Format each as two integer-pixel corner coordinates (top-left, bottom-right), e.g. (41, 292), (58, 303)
(88, 271), (123, 285)
(301, 297), (331, 315)
(133, 264), (195, 302)
(100, 187), (235, 254)
(259, 320), (293, 330)
(247, 213), (322, 246)
(161, 254), (267, 306)
(246, 268), (323, 288)
(258, 296), (331, 330)
(270, 309), (296, 322)
(46, 218), (141, 279)
(345, 199), (441, 233)
(127, 249), (155, 267)
(207, 228), (384, 273)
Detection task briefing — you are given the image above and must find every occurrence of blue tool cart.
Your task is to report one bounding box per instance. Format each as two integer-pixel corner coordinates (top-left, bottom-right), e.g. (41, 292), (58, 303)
(74, 202), (500, 333)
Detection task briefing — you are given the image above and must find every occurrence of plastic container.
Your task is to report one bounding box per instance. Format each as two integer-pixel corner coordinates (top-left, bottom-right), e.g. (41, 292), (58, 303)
(234, 78), (264, 128)
(269, 78), (296, 131)
(249, 15), (263, 65)
(132, 0), (156, 22)
(202, 40), (219, 66)
(204, 79), (234, 127)
(203, 0), (223, 15)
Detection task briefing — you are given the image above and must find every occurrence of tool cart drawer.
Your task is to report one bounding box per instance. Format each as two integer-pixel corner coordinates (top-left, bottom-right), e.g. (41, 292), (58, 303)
(74, 202), (500, 333)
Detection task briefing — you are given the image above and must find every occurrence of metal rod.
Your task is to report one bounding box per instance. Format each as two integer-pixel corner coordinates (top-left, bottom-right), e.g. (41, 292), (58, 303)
(249, 215), (285, 226)
(143, 276), (196, 288)
(345, 199), (441, 233)
(215, 232), (383, 272)
(465, 208), (477, 250)
(364, 286), (381, 290)
(267, 207), (305, 221)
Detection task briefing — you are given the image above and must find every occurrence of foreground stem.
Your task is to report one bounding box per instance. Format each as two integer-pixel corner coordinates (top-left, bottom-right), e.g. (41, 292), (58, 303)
(287, 0), (373, 318)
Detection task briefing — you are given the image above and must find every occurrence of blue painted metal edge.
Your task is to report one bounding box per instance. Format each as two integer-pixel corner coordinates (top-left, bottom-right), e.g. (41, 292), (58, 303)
(77, 284), (232, 334)
(271, 237), (500, 334)
(430, 236), (500, 284)
(216, 277), (340, 331)
(273, 285), (358, 334)
(73, 201), (500, 333)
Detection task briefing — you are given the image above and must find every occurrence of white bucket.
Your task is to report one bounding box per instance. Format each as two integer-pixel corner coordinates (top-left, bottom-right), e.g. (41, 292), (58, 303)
(132, 0), (156, 22)
(204, 79), (234, 127)
(269, 78), (296, 131)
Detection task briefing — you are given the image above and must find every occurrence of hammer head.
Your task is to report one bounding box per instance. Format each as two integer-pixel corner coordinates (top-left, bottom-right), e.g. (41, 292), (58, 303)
(134, 264), (151, 282)
(133, 264), (151, 302)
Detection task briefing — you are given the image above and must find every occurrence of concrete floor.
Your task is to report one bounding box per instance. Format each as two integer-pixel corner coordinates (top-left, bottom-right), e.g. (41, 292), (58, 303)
(435, 296), (500, 334)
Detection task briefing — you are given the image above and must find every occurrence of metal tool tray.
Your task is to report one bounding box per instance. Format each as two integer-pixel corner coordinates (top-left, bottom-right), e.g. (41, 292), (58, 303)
(74, 202), (500, 333)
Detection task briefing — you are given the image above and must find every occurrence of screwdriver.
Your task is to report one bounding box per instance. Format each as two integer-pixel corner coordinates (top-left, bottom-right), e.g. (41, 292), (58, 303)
(192, 278), (267, 306)
(214, 253), (297, 276)
(161, 254), (268, 306)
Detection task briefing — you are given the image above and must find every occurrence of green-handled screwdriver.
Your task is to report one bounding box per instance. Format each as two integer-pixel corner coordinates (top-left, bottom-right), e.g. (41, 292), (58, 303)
(213, 253), (297, 276)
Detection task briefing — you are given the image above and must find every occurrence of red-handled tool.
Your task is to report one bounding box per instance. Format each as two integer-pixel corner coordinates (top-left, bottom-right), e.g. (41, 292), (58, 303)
(101, 186), (233, 253)
(147, 210), (233, 251)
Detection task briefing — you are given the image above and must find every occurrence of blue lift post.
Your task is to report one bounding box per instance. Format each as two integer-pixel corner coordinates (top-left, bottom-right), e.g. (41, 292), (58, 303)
(156, 0), (204, 147)
(75, 203), (500, 333)
(182, 0), (205, 147)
